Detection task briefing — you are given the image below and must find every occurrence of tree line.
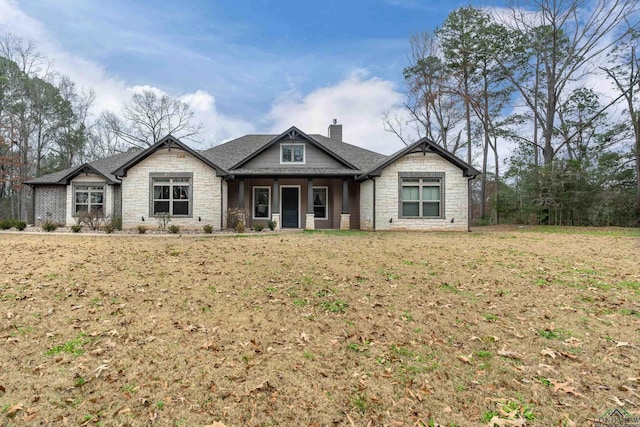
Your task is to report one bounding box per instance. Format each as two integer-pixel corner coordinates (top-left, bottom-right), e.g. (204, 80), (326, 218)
(0, 34), (204, 221)
(386, 0), (640, 227)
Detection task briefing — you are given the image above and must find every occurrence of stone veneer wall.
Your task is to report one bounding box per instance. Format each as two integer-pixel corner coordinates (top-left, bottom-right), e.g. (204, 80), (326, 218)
(359, 180), (374, 231)
(34, 185), (66, 225)
(64, 174), (113, 226)
(373, 152), (469, 231)
(120, 148), (223, 229)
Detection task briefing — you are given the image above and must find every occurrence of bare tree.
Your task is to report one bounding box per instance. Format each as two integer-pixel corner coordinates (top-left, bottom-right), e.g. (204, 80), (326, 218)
(104, 89), (205, 150)
(497, 0), (639, 164)
(602, 29), (640, 224)
(385, 32), (465, 155)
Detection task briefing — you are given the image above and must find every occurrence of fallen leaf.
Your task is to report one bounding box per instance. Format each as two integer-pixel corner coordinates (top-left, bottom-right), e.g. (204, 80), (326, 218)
(610, 395), (625, 406)
(540, 348), (556, 359)
(486, 416), (526, 427)
(457, 354), (473, 364)
(6, 403), (23, 417)
(203, 422), (228, 427)
(616, 341), (630, 347)
(498, 349), (522, 360)
(559, 414), (576, 427)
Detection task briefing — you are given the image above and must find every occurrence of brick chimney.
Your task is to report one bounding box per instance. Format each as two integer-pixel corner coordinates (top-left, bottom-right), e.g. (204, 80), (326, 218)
(328, 119), (342, 141)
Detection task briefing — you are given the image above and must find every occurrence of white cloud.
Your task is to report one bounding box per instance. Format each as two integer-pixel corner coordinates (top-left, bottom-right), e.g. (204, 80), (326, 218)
(0, 0), (255, 148)
(267, 70), (409, 155)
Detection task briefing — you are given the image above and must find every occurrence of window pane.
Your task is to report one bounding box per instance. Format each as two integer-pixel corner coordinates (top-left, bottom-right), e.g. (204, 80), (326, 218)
(314, 206), (326, 218)
(313, 189), (326, 205)
(282, 146), (292, 162)
(173, 178), (189, 183)
(90, 192), (104, 204)
(422, 186), (440, 201)
(75, 204), (88, 213)
(403, 178), (419, 183)
(76, 192), (88, 204)
(173, 185), (189, 200)
(173, 201), (188, 216)
(154, 185), (169, 199)
(402, 202), (419, 216)
(402, 186), (419, 201)
(90, 205), (104, 214)
(423, 202), (440, 217)
(154, 201), (170, 214)
(293, 146), (304, 161)
(254, 188), (270, 218)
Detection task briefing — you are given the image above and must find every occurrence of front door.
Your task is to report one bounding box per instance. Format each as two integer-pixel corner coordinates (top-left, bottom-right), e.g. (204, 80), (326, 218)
(281, 187), (299, 228)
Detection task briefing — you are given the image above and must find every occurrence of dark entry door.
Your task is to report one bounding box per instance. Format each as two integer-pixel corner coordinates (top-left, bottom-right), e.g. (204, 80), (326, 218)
(281, 187), (299, 228)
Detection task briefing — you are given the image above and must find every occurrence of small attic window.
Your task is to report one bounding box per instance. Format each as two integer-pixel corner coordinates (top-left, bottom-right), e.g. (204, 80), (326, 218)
(281, 143), (305, 164)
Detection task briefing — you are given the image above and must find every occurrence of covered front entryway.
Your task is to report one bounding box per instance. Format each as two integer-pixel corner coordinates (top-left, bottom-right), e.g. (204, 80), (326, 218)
(281, 186), (300, 228)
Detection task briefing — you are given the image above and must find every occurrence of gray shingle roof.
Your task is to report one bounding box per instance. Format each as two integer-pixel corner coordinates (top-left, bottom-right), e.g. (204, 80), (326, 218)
(24, 150), (141, 185)
(202, 133), (388, 175)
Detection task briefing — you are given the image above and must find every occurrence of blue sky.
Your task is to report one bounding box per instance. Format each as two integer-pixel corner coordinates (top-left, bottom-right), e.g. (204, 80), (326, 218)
(0, 0), (507, 153)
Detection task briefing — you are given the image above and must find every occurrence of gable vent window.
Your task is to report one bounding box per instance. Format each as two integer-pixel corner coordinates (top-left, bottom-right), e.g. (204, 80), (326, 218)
(151, 175), (192, 217)
(281, 143), (305, 164)
(399, 173), (444, 219)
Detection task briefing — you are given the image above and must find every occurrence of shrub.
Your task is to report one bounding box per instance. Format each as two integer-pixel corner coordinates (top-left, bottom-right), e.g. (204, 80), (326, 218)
(111, 214), (122, 231)
(254, 224), (264, 232)
(157, 212), (171, 229)
(226, 208), (248, 230)
(235, 221), (245, 233)
(103, 222), (115, 234)
(13, 221), (26, 231)
(77, 210), (106, 231)
(42, 221), (58, 232)
(203, 224), (213, 234)
(137, 225), (147, 234)
(70, 224), (83, 233)
(168, 224), (180, 234)
(267, 219), (277, 231)
(0, 219), (14, 230)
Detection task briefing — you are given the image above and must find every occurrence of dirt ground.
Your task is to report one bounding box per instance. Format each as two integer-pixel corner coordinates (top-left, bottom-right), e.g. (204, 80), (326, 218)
(0, 227), (639, 426)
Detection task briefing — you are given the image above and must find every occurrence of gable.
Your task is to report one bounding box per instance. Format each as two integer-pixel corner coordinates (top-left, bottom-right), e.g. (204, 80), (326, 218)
(241, 139), (347, 170)
(230, 127), (357, 171)
(113, 135), (227, 178)
(357, 138), (480, 180)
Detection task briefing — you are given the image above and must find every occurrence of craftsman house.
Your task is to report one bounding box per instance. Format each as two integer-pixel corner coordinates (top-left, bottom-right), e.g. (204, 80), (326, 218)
(25, 123), (479, 231)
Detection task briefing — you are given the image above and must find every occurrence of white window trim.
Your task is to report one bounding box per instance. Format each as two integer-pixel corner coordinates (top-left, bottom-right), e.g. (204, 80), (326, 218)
(312, 186), (329, 220)
(252, 186), (271, 220)
(280, 143), (306, 164)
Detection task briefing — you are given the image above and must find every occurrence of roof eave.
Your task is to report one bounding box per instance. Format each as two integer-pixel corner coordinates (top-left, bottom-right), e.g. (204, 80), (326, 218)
(112, 135), (229, 178)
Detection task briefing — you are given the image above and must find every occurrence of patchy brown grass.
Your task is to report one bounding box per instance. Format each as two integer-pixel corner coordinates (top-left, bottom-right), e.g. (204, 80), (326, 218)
(0, 227), (639, 426)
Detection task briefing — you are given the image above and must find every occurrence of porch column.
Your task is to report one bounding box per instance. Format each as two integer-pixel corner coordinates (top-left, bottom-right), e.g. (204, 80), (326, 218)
(271, 179), (280, 230)
(238, 179), (244, 209)
(340, 179), (351, 230)
(305, 178), (315, 230)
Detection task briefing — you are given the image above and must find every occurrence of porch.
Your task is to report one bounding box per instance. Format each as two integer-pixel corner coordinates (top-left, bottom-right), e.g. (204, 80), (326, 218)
(226, 177), (360, 230)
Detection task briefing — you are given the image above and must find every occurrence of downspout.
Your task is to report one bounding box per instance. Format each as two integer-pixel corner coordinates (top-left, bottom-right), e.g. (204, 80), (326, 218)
(220, 178), (224, 230)
(372, 178), (376, 232)
(467, 177), (473, 232)
(28, 184), (35, 225)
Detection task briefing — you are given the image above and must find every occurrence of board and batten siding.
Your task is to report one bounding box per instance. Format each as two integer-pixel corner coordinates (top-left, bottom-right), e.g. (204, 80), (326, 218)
(120, 148), (223, 229)
(373, 152), (469, 231)
(242, 141), (345, 169)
